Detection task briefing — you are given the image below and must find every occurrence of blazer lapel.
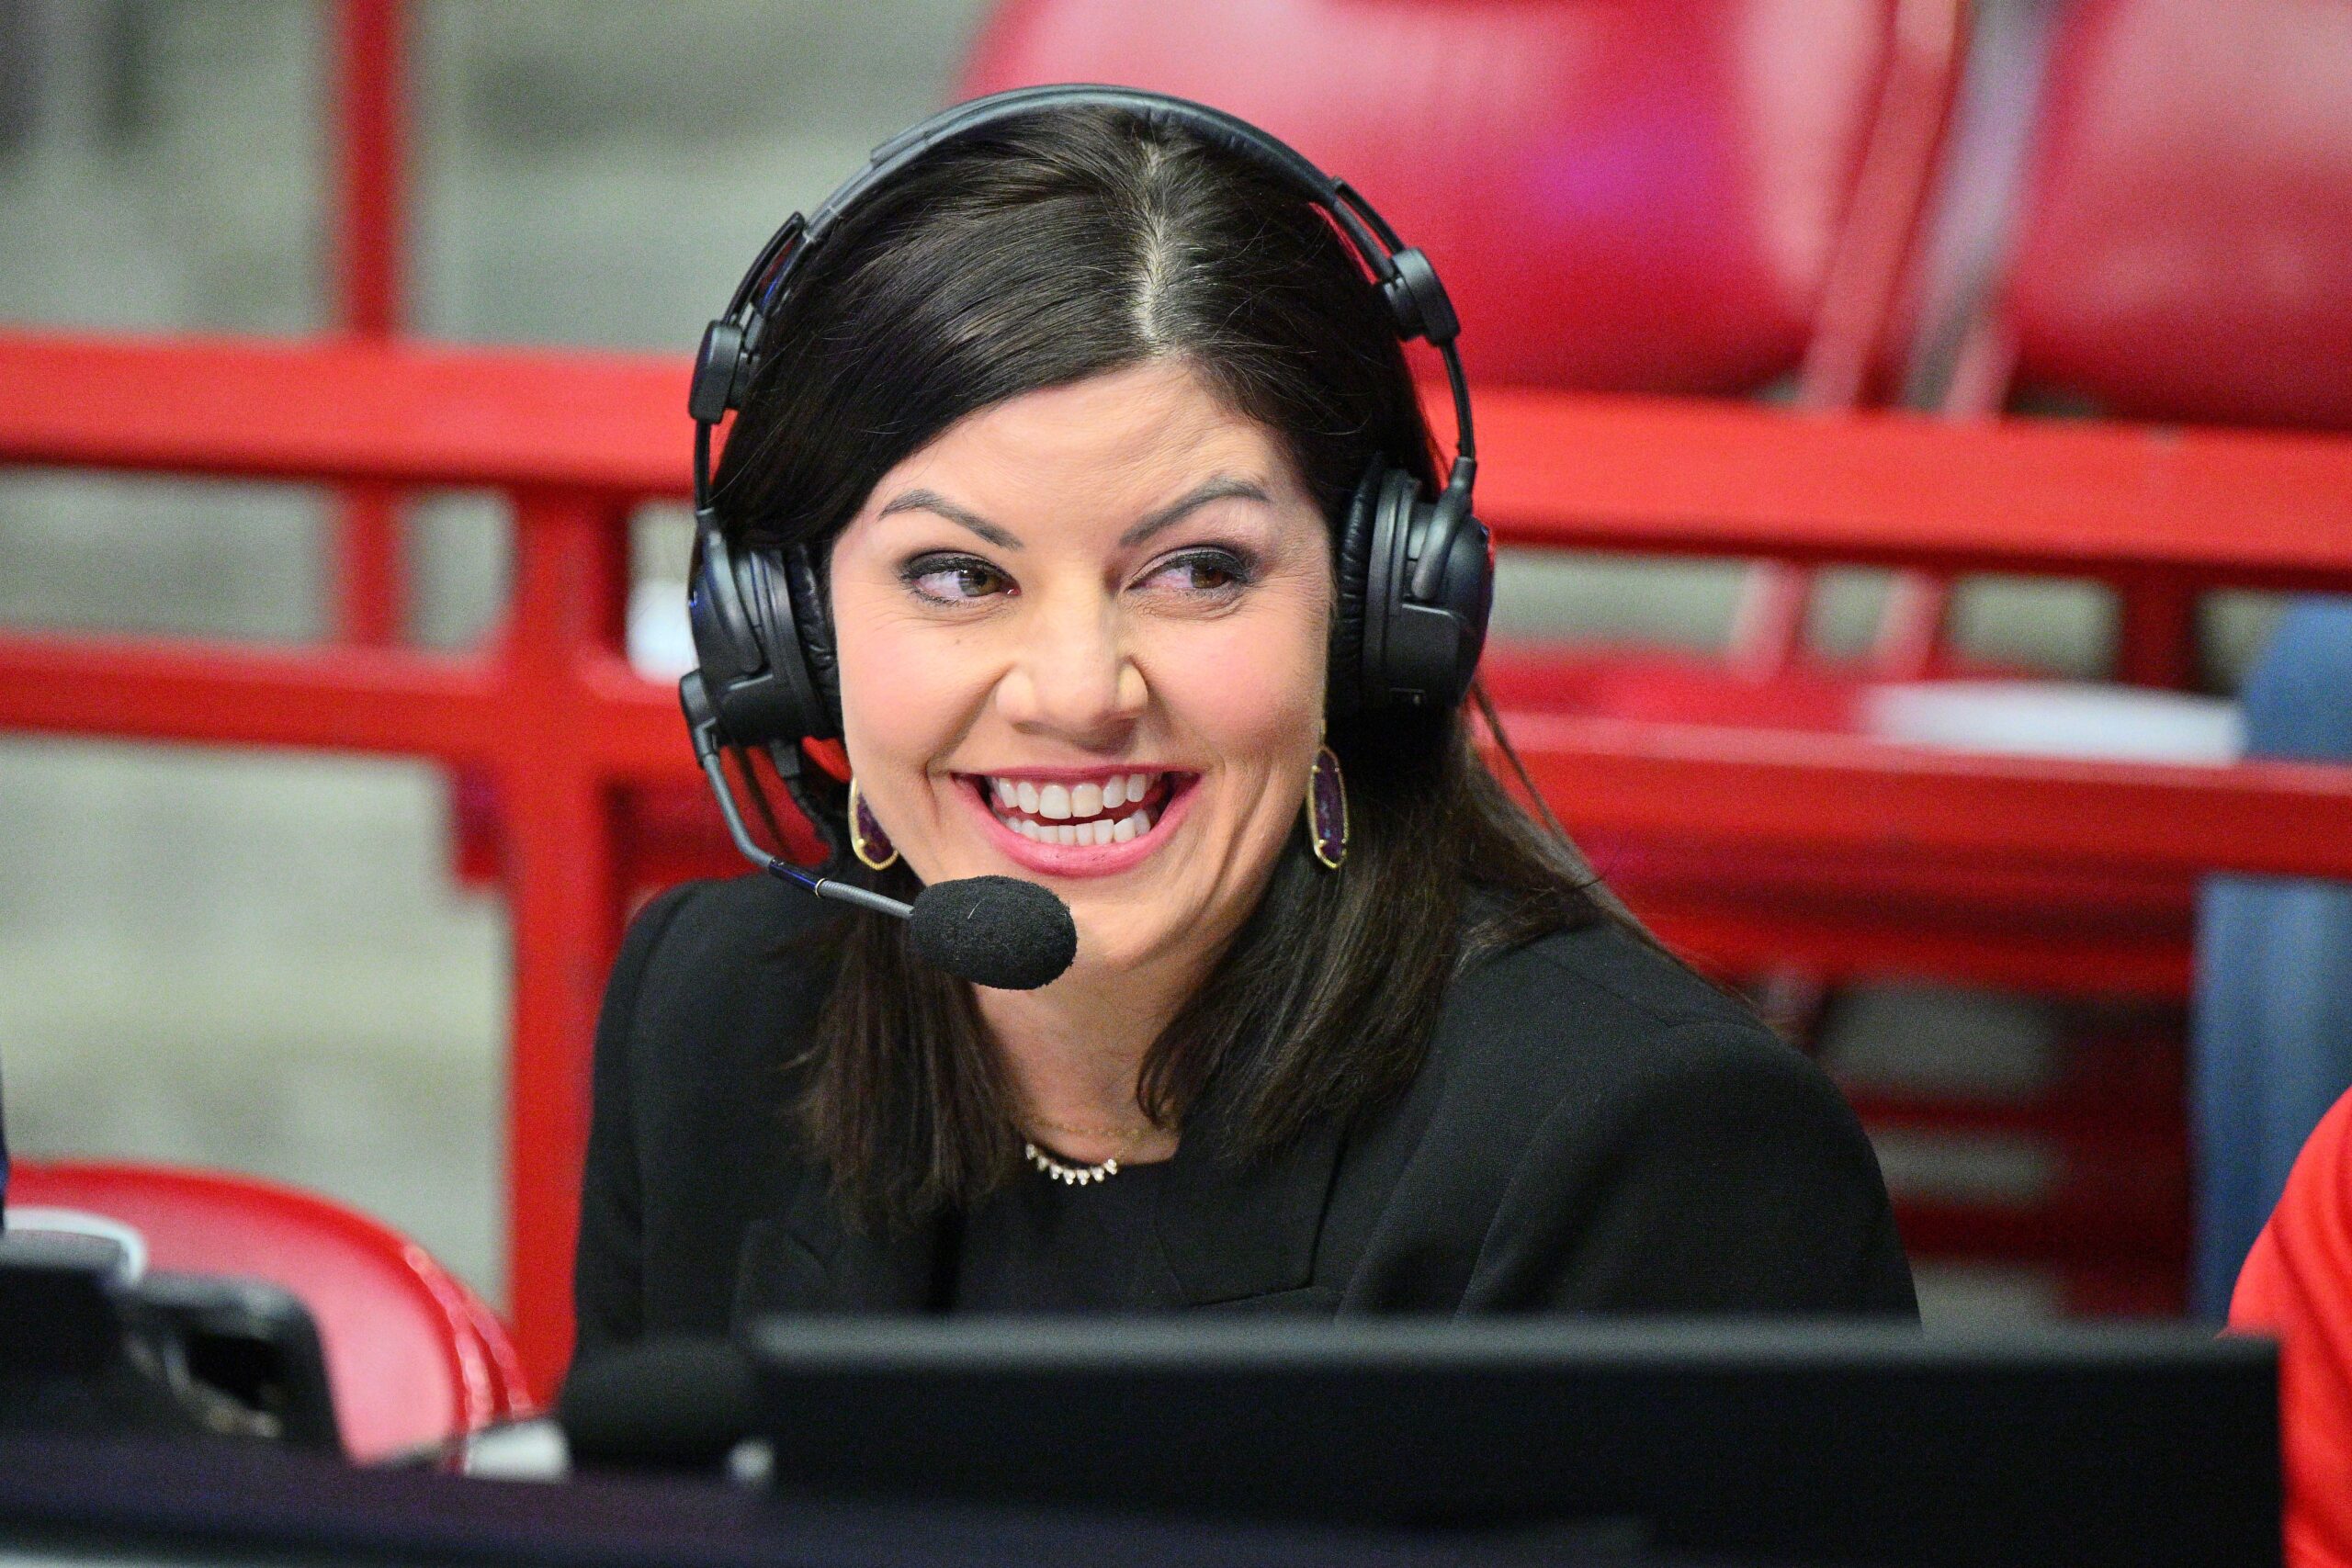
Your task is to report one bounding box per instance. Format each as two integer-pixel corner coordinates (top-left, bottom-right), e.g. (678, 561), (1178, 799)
(1155, 1070), (1346, 1306)
(732, 1160), (949, 1320)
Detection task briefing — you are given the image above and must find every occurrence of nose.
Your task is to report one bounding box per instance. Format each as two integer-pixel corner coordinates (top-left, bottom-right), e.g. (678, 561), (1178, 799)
(993, 583), (1148, 746)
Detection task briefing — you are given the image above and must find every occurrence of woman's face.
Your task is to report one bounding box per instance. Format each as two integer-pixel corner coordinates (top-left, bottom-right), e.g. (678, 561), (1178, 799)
(827, 359), (1332, 985)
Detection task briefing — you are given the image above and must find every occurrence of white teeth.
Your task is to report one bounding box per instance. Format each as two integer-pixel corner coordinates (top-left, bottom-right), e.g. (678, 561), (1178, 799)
(984, 772), (1170, 850)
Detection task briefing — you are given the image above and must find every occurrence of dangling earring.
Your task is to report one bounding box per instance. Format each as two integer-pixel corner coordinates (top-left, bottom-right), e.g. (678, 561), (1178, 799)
(845, 774), (899, 871)
(1306, 739), (1348, 871)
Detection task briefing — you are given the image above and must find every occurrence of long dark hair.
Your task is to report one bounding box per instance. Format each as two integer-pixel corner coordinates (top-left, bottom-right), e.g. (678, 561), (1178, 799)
(712, 105), (1644, 1227)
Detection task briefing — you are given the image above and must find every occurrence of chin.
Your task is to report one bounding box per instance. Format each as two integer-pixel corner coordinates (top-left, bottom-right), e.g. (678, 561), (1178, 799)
(1076, 891), (1247, 984)
(1057, 908), (1162, 976)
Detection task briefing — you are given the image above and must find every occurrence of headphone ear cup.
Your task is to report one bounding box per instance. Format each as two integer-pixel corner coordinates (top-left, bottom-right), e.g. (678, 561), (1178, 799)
(1422, 495), (1494, 707)
(782, 547), (842, 739)
(1361, 472), (1493, 714)
(688, 526), (762, 682)
(685, 535), (828, 749)
(1357, 467), (1423, 710)
(1327, 457), (1387, 717)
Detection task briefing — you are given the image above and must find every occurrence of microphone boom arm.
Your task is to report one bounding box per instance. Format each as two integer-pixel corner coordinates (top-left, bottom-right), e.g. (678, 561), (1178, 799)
(684, 678), (914, 921)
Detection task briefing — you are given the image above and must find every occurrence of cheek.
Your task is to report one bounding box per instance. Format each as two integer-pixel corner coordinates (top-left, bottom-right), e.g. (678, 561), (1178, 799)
(829, 587), (976, 789)
(1150, 605), (1328, 778)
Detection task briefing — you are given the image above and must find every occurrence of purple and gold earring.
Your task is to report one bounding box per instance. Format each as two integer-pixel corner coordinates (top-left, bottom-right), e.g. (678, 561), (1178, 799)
(845, 775), (899, 872)
(1306, 740), (1348, 871)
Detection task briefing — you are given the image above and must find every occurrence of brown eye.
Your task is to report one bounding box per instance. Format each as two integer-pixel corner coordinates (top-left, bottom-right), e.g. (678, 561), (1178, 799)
(904, 555), (1012, 604)
(1140, 548), (1256, 598)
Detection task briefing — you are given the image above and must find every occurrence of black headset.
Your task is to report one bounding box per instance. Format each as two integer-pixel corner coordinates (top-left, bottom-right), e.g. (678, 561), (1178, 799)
(680, 85), (1492, 774)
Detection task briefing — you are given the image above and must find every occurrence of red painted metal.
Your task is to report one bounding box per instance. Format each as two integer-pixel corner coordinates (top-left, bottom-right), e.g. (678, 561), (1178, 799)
(7, 326), (2352, 1382)
(1639, 901), (2190, 997)
(333, 0), (405, 342)
(330, 1), (408, 646)
(1469, 389), (2352, 586)
(1728, 0), (1965, 676)
(6, 618), (2345, 880)
(6, 333), (2351, 586)
(0, 333), (685, 491)
(0, 629), (676, 781)
(1797, 0), (1969, 412)
(1506, 711), (2352, 881)
(493, 491), (631, 1396)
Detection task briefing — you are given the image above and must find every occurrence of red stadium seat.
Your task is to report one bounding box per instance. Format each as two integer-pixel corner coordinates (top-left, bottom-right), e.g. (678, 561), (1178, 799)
(965, 0), (1907, 393)
(2008, 0), (2352, 429)
(7, 1160), (526, 1461)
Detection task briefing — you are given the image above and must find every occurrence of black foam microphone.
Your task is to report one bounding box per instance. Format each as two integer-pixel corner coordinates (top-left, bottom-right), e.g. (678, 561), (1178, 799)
(683, 677), (1080, 990)
(909, 874), (1078, 992)
(559, 1337), (753, 1470)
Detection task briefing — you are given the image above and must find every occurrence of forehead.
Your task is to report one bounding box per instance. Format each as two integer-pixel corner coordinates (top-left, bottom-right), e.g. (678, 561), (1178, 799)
(864, 360), (1302, 523)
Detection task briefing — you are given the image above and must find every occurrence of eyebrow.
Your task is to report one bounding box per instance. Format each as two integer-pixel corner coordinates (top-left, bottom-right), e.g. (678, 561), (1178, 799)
(876, 489), (1021, 549)
(873, 475), (1273, 554)
(1118, 477), (1272, 547)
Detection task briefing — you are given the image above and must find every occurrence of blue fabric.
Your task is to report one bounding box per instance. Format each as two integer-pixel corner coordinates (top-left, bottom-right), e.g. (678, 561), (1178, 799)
(2192, 596), (2352, 1315)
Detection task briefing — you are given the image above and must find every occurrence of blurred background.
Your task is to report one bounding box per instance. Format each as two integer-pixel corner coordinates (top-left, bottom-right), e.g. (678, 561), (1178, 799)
(0, 0), (1000, 1311)
(3, 0), (2348, 1401)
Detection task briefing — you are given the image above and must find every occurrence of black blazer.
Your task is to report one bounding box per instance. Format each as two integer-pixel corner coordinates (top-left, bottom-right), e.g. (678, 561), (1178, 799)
(572, 875), (1915, 1366)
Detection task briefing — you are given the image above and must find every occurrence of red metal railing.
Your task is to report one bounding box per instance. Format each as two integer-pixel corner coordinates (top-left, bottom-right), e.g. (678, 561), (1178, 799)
(6, 326), (2352, 1393)
(327, 0), (409, 647)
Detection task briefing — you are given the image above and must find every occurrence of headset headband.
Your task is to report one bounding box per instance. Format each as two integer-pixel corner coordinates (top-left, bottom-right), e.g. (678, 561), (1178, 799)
(691, 83), (1477, 553)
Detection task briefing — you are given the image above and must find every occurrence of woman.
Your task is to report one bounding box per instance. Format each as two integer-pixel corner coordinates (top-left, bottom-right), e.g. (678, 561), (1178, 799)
(572, 91), (1913, 1361)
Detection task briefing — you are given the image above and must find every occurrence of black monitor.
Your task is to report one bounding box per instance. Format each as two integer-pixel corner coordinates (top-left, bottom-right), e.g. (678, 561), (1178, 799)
(743, 1318), (2278, 1568)
(0, 1231), (339, 1453)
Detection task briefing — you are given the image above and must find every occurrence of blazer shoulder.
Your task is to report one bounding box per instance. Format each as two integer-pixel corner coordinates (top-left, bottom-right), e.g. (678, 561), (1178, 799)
(1372, 916), (1910, 1314)
(1419, 914), (1875, 1188)
(625, 871), (841, 998)
(634, 871), (842, 974)
(1435, 915), (1773, 1093)
(1517, 916), (1760, 1032)
(616, 873), (845, 1096)
(1384, 915), (1814, 1199)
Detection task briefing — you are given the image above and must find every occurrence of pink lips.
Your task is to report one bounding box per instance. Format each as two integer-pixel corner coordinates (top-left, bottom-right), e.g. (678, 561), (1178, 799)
(957, 773), (1199, 879)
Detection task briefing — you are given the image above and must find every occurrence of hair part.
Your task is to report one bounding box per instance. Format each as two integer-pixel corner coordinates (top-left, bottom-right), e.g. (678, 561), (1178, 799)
(716, 105), (1652, 1228)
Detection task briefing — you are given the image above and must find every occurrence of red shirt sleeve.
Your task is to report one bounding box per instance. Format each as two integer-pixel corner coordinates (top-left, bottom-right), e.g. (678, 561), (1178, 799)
(2233, 1087), (2352, 1568)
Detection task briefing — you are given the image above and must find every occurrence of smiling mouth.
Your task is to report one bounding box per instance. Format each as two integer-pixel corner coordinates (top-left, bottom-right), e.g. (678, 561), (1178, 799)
(961, 771), (1190, 848)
